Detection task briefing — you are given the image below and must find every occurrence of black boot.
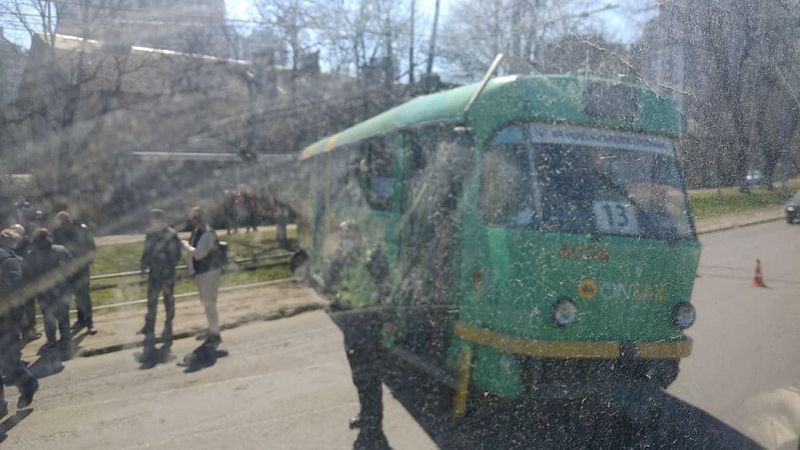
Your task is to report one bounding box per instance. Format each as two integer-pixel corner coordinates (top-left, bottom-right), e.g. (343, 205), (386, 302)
(354, 426), (390, 450)
(17, 378), (38, 409)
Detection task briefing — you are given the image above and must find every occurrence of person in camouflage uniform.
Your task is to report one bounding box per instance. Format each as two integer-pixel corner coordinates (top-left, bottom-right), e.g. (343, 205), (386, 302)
(139, 209), (182, 366)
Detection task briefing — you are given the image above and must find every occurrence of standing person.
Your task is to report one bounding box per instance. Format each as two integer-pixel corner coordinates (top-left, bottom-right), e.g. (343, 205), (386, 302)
(223, 187), (237, 235)
(325, 221), (391, 450)
(10, 224), (40, 342)
(234, 188), (246, 234)
(28, 210), (46, 238)
(181, 207), (222, 345)
(53, 211), (97, 335)
(10, 224), (30, 256)
(0, 229), (38, 415)
(23, 229), (73, 355)
(14, 200), (33, 231)
(244, 189), (258, 233)
(276, 202), (289, 250)
(139, 209), (181, 365)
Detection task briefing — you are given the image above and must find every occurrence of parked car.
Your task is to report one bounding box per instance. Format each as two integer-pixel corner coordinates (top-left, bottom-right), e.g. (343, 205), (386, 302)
(787, 191), (800, 224)
(746, 169), (764, 187)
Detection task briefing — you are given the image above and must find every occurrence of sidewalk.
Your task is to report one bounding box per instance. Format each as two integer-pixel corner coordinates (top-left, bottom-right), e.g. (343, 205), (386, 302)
(694, 207), (784, 234)
(22, 280), (327, 361)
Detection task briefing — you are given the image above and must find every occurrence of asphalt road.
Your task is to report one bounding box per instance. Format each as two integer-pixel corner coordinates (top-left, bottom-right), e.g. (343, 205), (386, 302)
(670, 220), (800, 449)
(0, 312), (441, 449)
(1, 220), (798, 449)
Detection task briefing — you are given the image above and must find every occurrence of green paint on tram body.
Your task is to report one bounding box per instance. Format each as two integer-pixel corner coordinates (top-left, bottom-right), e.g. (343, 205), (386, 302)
(298, 74), (697, 402)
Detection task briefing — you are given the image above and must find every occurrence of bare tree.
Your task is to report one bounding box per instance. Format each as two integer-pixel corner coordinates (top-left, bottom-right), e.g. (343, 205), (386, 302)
(667, 0), (800, 189)
(439, 0), (619, 80)
(425, 0), (440, 78)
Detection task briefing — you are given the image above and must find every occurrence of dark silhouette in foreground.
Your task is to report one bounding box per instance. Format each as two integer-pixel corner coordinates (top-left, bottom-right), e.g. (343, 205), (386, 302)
(381, 358), (760, 449)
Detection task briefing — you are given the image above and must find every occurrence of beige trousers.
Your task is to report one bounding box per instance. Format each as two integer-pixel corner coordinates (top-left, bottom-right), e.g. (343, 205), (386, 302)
(194, 269), (221, 335)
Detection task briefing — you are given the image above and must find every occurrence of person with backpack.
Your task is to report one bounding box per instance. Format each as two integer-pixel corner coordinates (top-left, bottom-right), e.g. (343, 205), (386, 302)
(138, 209), (182, 366)
(0, 228), (38, 415)
(181, 206), (223, 345)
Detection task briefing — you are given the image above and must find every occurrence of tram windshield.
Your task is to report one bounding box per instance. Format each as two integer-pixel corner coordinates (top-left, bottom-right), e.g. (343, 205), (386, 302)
(480, 125), (694, 240)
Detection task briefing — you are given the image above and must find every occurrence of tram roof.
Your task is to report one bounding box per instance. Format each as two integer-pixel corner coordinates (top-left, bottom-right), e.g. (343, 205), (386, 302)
(299, 75), (682, 161)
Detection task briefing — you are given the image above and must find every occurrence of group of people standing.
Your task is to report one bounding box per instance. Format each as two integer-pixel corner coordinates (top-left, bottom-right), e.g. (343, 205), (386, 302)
(0, 203), (98, 416)
(138, 206), (225, 368)
(223, 186), (259, 235)
(0, 201), (226, 415)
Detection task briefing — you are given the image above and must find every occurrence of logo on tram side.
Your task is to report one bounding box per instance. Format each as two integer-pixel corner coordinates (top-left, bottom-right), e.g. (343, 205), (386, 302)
(599, 281), (670, 302)
(578, 279), (598, 300)
(557, 244), (609, 262)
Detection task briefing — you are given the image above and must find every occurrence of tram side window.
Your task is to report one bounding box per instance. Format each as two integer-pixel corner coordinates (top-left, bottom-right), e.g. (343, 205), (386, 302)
(406, 127), (437, 197)
(407, 126), (473, 214)
(330, 147), (362, 206)
(359, 137), (395, 211)
(479, 127), (533, 227)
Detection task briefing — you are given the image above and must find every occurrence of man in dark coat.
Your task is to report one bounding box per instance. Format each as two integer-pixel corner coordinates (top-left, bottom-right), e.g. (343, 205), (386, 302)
(53, 211), (97, 335)
(10, 224), (40, 342)
(139, 209), (181, 365)
(0, 229), (38, 415)
(24, 229), (74, 355)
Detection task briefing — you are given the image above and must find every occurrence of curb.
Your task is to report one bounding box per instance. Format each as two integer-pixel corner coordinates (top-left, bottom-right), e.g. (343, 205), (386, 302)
(696, 215), (784, 235)
(77, 301), (325, 358)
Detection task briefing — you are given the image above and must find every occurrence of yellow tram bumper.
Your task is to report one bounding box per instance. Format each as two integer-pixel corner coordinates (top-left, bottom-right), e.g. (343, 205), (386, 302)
(453, 321), (692, 359)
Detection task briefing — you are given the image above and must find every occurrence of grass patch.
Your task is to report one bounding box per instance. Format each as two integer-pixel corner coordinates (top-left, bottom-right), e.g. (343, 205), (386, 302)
(93, 227), (296, 276)
(94, 242), (144, 275)
(689, 180), (799, 221)
(91, 265), (292, 308)
(89, 227), (295, 308)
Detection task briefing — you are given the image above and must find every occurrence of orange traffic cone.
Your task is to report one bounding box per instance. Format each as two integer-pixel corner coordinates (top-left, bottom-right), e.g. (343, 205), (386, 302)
(752, 259), (767, 288)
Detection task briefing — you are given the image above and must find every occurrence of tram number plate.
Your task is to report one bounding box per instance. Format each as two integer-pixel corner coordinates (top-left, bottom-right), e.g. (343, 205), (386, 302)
(593, 201), (639, 235)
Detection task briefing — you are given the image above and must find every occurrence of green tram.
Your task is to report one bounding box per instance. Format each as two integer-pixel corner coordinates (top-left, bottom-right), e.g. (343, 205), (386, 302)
(286, 74), (700, 414)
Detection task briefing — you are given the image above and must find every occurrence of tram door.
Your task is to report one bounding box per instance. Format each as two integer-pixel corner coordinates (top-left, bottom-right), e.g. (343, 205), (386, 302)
(398, 127), (469, 358)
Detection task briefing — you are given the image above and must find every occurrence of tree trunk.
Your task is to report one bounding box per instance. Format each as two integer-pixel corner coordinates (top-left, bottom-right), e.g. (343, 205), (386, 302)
(425, 0), (441, 80)
(409, 0), (415, 86)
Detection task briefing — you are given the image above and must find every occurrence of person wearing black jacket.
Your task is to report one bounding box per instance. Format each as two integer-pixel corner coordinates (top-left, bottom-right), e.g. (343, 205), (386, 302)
(10, 224), (40, 342)
(53, 211), (97, 335)
(25, 229), (74, 355)
(139, 209), (181, 364)
(0, 229), (38, 415)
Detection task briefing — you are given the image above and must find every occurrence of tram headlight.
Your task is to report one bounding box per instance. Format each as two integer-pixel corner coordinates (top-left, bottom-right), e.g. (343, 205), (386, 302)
(550, 298), (578, 327)
(671, 302), (695, 329)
